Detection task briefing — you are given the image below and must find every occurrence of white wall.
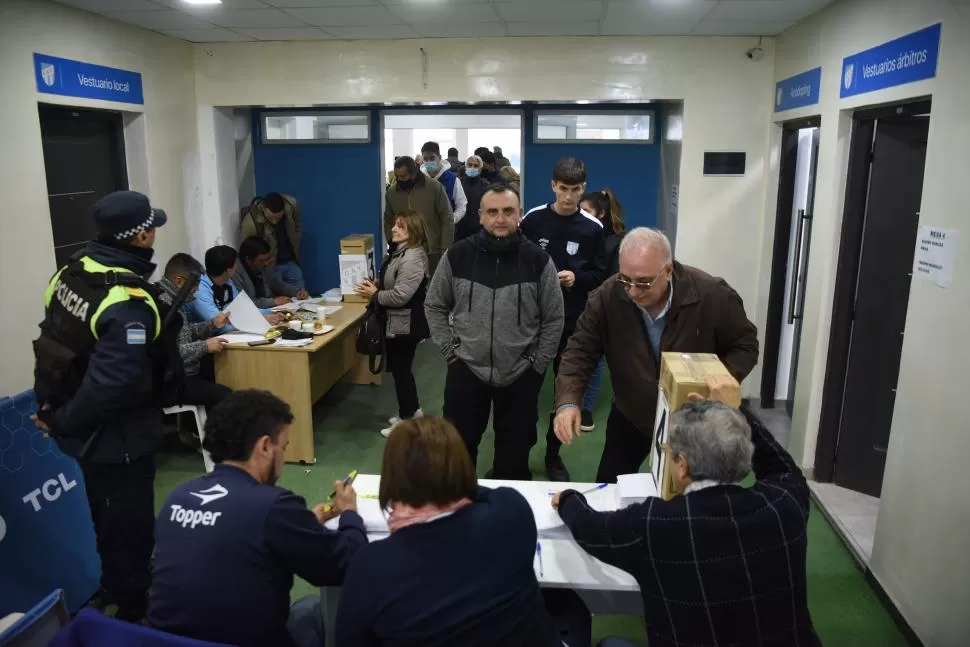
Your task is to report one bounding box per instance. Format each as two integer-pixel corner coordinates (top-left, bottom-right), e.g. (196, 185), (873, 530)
(193, 36), (777, 397)
(771, 1), (970, 644)
(0, 0), (197, 396)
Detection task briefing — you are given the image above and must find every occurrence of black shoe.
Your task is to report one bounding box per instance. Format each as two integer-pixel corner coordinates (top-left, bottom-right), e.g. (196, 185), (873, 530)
(580, 410), (595, 432)
(545, 455), (571, 482)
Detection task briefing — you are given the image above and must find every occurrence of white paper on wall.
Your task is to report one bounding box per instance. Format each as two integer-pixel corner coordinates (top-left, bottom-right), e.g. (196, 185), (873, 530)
(914, 226), (958, 289)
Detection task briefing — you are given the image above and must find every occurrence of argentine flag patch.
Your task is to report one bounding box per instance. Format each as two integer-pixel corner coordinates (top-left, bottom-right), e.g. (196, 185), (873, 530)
(126, 323), (147, 345)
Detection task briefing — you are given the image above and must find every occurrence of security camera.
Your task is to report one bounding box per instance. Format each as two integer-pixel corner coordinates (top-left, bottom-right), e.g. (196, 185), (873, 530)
(745, 46), (765, 62)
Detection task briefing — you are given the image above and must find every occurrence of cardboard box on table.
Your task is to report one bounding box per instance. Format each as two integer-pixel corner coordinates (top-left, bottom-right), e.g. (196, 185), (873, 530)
(339, 234), (376, 303)
(650, 353), (741, 500)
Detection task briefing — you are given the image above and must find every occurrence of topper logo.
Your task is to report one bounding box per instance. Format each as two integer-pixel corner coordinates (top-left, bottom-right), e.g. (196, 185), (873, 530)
(22, 473), (77, 512)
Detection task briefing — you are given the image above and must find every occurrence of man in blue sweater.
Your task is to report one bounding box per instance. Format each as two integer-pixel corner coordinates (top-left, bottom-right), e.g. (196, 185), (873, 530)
(149, 390), (367, 647)
(521, 157), (607, 481)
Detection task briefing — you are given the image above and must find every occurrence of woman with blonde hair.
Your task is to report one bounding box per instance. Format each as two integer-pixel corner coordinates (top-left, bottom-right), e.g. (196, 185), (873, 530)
(355, 211), (430, 437)
(335, 416), (585, 647)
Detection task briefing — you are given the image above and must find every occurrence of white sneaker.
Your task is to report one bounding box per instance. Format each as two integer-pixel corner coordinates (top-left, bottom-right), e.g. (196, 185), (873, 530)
(387, 409), (424, 426)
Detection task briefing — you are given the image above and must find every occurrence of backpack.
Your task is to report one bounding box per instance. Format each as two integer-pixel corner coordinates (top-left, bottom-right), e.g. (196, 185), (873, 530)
(355, 300), (385, 374)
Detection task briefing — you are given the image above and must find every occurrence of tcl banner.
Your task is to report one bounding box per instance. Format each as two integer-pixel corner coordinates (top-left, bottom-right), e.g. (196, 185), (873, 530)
(0, 390), (99, 614)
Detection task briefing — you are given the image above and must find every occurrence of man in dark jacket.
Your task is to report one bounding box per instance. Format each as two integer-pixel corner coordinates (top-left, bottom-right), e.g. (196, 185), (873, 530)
(521, 157), (606, 481)
(553, 392), (819, 647)
(455, 154), (490, 242)
(31, 191), (172, 621)
(425, 185), (564, 480)
(235, 236), (308, 308)
(385, 156), (453, 274)
(150, 390), (366, 647)
(554, 227), (759, 482)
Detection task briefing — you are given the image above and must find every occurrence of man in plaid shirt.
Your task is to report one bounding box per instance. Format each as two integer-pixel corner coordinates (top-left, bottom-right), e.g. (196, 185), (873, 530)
(554, 395), (819, 647)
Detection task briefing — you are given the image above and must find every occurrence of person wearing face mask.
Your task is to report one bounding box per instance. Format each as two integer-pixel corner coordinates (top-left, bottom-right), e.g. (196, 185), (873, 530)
(384, 155), (453, 274)
(455, 154), (491, 242)
(420, 140), (467, 224)
(156, 253), (232, 413)
(553, 228), (759, 483)
(425, 185), (564, 480)
(149, 390), (367, 647)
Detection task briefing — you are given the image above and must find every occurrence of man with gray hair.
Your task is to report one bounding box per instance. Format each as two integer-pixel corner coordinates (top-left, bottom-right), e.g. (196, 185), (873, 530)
(552, 386), (818, 647)
(553, 226), (759, 482)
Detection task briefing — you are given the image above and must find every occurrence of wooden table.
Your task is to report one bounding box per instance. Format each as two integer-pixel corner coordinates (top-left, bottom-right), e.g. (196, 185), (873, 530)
(213, 302), (379, 464)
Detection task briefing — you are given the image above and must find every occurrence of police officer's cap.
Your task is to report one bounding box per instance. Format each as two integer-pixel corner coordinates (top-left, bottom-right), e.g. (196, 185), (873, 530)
(93, 191), (168, 241)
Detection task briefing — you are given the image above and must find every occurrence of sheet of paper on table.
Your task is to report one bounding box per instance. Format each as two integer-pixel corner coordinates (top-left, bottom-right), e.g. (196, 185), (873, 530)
(616, 473), (660, 507)
(220, 332), (267, 345)
(223, 291), (270, 335)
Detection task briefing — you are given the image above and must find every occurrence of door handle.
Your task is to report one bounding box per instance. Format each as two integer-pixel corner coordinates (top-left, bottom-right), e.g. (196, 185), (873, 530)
(788, 210), (806, 324)
(792, 211), (813, 322)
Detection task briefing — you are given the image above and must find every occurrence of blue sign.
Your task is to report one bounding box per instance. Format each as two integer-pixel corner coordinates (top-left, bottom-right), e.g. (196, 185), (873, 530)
(840, 23), (941, 98)
(775, 67), (822, 112)
(34, 53), (144, 105)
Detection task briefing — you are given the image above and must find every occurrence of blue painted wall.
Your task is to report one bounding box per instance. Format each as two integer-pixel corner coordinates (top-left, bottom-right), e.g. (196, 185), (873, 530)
(253, 109), (382, 293)
(521, 104), (660, 231)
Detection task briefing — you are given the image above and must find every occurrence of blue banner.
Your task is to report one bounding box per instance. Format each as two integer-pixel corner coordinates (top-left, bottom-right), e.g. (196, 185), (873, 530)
(840, 23), (941, 98)
(0, 391), (100, 614)
(775, 67), (822, 112)
(34, 53), (144, 105)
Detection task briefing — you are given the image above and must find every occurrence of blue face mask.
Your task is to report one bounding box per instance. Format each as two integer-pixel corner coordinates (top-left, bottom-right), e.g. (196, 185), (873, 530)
(465, 168), (480, 178)
(423, 161), (439, 174)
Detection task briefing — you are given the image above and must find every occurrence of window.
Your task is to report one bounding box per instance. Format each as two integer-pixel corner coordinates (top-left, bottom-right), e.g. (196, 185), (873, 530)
(534, 112), (654, 144)
(261, 112), (369, 144)
(468, 128), (521, 171)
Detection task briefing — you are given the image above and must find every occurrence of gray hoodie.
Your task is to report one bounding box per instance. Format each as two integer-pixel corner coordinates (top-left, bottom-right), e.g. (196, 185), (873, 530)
(425, 232), (564, 387)
(233, 259), (299, 309)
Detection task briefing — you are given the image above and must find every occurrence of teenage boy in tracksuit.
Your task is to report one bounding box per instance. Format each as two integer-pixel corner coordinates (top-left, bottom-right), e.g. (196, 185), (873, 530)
(520, 157), (606, 482)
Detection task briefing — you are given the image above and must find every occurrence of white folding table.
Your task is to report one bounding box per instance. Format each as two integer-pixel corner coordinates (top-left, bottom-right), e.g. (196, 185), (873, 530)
(320, 474), (644, 645)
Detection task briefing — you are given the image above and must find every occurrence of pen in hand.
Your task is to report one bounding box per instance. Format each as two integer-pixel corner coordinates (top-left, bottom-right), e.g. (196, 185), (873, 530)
(536, 542), (544, 578)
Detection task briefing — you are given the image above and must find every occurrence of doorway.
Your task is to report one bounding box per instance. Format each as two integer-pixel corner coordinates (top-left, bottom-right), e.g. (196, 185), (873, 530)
(816, 100), (931, 498)
(761, 118), (821, 416)
(38, 104), (128, 266)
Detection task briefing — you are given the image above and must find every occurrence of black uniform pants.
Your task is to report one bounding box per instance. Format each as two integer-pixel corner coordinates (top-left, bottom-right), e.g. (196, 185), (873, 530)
(443, 360), (544, 480)
(82, 455), (156, 620)
(544, 330), (573, 459)
(595, 405), (652, 483)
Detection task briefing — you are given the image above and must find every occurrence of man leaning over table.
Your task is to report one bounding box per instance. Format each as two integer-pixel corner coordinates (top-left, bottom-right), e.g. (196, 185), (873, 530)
(552, 377), (820, 647)
(553, 227), (759, 483)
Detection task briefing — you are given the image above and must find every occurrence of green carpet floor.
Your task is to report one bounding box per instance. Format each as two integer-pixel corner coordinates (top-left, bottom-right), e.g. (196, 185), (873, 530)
(154, 342), (907, 646)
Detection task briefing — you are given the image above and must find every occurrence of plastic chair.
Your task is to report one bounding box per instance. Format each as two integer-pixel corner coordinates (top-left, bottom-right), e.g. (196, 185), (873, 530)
(0, 589), (70, 647)
(163, 404), (214, 473)
(48, 608), (234, 647)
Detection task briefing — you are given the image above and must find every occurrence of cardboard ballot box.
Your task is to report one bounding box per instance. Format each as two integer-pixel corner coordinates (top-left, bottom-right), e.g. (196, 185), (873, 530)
(651, 353), (741, 500)
(339, 234), (376, 303)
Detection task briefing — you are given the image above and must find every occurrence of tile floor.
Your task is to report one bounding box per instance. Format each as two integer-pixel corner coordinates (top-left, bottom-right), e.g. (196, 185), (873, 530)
(809, 481), (880, 567)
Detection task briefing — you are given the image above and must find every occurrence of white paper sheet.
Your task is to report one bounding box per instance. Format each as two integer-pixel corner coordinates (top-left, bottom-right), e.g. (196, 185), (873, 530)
(271, 302), (302, 313)
(617, 473), (660, 501)
(223, 291), (270, 335)
(220, 332), (267, 345)
(914, 226), (959, 288)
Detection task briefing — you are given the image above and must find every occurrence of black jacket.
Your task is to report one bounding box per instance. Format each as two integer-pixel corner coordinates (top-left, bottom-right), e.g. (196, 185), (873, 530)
(558, 408), (820, 647)
(454, 175), (491, 242)
(46, 242), (166, 463)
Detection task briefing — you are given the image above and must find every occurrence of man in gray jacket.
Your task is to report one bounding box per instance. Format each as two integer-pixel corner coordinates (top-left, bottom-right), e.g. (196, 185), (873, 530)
(425, 185), (564, 479)
(235, 236), (308, 308)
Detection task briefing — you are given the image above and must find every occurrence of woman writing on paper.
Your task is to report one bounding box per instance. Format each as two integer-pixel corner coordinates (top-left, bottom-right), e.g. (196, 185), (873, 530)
(354, 211), (431, 438)
(335, 417), (589, 647)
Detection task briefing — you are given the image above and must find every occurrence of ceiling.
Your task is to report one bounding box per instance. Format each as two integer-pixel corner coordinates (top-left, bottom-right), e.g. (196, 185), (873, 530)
(55, 0), (837, 43)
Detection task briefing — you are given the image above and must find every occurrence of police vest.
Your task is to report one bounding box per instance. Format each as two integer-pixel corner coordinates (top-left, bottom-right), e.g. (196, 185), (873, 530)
(34, 256), (163, 410)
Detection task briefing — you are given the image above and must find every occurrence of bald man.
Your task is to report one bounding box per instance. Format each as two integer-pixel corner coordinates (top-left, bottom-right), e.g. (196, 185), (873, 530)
(552, 227), (760, 482)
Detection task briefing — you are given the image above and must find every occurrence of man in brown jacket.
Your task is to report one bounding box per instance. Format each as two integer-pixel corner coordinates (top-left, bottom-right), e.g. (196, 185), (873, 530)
(553, 227), (759, 483)
(385, 156), (453, 273)
(240, 192), (303, 289)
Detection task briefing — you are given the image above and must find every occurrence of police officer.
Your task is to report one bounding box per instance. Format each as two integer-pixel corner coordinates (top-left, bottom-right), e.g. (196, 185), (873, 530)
(32, 190), (173, 622)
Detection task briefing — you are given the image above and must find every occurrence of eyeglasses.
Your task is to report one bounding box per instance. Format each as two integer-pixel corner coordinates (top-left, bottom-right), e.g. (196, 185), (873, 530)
(617, 276), (658, 291)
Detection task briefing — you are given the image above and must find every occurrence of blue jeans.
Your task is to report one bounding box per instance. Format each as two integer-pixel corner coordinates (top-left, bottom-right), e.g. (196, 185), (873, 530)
(582, 356), (606, 413)
(597, 638), (638, 647)
(287, 595), (324, 647)
(275, 260), (305, 290)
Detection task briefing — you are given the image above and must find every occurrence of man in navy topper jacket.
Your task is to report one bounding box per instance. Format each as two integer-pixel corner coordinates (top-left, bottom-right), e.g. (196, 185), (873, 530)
(149, 390), (366, 647)
(520, 156), (607, 482)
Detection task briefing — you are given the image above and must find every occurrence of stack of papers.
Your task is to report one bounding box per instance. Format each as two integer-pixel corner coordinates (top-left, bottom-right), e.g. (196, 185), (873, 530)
(220, 333), (268, 345)
(275, 338), (313, 348)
